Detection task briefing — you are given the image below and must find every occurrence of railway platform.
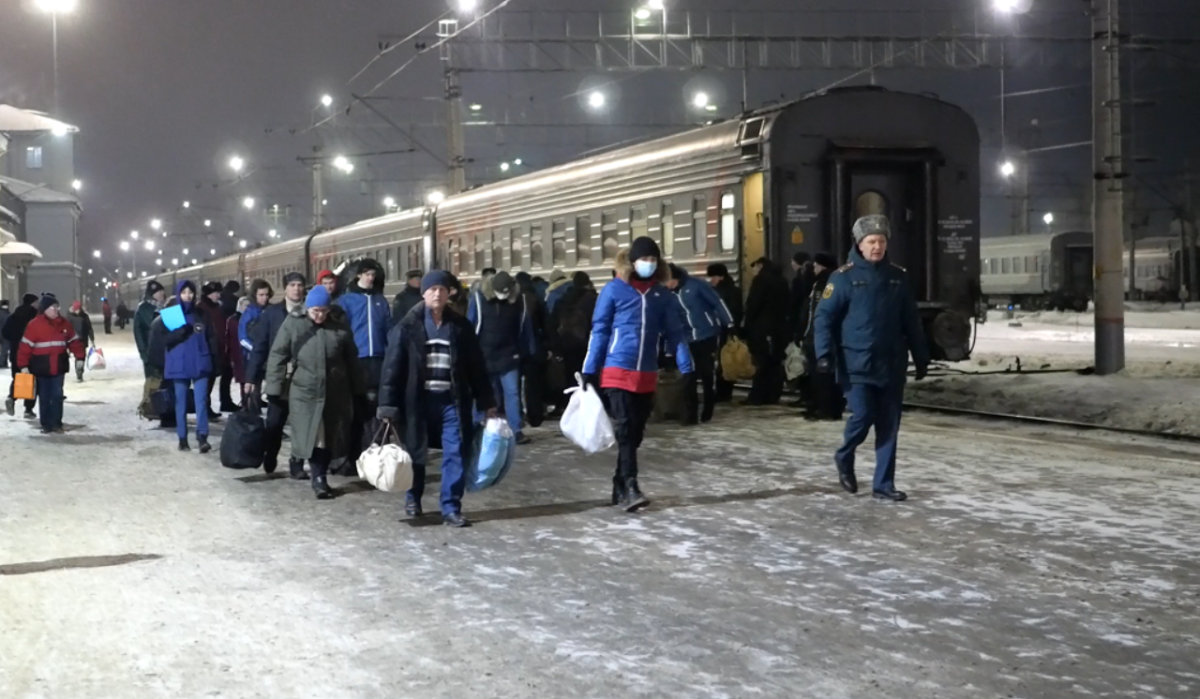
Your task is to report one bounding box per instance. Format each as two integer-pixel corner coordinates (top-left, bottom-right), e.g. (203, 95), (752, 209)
(2, 331), (1198, 698)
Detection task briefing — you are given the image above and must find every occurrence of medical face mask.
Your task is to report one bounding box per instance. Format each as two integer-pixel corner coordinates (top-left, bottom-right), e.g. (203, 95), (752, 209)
(634, 260), (658, 278)
(495, 291), (510, 300)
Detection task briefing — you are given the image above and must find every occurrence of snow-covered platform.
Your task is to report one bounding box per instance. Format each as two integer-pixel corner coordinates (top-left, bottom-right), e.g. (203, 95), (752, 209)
(2, 331), (1198, 698)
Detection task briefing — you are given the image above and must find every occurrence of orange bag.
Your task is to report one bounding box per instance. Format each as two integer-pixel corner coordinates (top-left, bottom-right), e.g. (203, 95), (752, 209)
(14, 373), (35, 401)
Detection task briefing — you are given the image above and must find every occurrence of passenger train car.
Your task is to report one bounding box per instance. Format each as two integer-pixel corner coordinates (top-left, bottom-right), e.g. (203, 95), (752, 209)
(122, 86), (982, 361)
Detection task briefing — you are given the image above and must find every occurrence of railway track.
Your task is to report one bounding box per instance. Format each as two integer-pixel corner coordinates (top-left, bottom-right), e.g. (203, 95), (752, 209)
(903, 401), (1200, 445)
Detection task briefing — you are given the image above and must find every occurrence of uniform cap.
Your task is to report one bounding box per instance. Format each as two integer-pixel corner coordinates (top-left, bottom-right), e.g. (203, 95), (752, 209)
(852, 215), (891, 243)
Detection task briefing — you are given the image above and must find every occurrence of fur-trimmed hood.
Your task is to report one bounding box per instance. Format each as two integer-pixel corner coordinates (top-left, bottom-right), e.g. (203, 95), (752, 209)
(545, 277), (571, 296)
(478, 274), (519, 304)
(614, 248), (669, 284)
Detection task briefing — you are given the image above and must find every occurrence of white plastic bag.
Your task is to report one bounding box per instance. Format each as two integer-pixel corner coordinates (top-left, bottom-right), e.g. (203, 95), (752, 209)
(559, 373), (616, 454)
(356, 422), (414, 493)
(784, 342), (807, 381)
(86, 347), (107, 371)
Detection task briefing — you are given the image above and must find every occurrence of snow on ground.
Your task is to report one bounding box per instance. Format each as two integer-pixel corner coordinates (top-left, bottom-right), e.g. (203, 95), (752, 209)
(910, 307), (1200, 435)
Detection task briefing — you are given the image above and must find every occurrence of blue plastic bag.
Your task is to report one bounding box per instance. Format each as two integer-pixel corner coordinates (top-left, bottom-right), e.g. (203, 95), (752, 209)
(465, 417), (515, 492)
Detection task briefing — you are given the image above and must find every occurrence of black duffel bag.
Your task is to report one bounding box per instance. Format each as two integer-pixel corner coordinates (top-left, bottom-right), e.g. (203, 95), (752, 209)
(220, 395), (266, 470)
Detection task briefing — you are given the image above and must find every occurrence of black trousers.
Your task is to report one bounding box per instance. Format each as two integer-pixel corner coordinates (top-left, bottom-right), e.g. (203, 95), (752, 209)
(309, 447), (332, 481)
(605, 388), (654, 481)
(521, 358), (546, 427)
(218, 365), (236, 408)
(748, 347), (784, 405)
(684, 337), (719, 422)
(264, 398), (291, 468)
(104, 317), (112, 334)
(349, 357), (385, 467)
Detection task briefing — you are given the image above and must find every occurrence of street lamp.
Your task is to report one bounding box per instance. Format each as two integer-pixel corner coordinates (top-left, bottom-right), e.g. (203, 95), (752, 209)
(92, 249), (100, 259)
(320, 94), (333, 107)
(209, 249), (216, 256)
(1000, 160), (1016, 178)
(427, 190), (446, 205)
(457, 0), (477, 12)
(648, 0), (665, 9)
(513, 158), (523, 166)
(150, 218), (162, 230)
(228, 230), (235, 237)
(130, 230), (139, 240)
(692, 92), (710, 109)
(204, 219), (212, 228)
(588, 91), (606, 109)
(33, 0), (77, 114)
(242, 196), (255, 210)
(144, 240), (155, 251)
(171, 258), (179, 266)
(635, 7), (651, 20)
(229, 155), (245, 173)
(268, 229), (278, 238)
(500, 162), (510, 172)
(119, 241), (130, 252)
(71, 179), (81, 192)
(332, 155), (354, 174)
(469, 103), (483, 112)
(182, 248), (189, 255)
(239, 240), (248, 249)
(1043, 212), (1055, 225)
(155, 258), (162, 266)
(383, 197), (397, 211)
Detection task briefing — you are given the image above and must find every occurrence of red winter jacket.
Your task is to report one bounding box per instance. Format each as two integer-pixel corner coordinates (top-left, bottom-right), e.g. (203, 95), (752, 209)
(17, 314), (85, 377)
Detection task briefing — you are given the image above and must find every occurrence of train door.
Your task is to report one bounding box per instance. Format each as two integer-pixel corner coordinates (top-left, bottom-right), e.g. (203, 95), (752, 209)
(1063, 245), (1093, 300)
(831, 151), (935, 301)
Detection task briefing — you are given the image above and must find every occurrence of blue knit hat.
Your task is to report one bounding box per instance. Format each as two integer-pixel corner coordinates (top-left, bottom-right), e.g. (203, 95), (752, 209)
(421, 270), (454, 293)
(305, 285), (331, 309)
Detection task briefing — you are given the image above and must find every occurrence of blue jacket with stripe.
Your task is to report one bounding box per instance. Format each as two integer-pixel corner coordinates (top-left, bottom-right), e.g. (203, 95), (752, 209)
(670, 268), (734, 343)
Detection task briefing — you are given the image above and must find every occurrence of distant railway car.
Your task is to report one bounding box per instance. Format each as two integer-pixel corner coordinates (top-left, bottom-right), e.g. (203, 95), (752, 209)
(435, 85), (981, 361)
(120, 86), (981, 360)
(1124, 236), (1181, 301)
(981, 231), (1092, 311)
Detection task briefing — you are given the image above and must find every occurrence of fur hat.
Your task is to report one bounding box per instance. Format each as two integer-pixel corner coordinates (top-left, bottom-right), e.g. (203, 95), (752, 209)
(852, 215), (891, 243)
(202, 281), (223, 296)
(548, 269), (567, 283)
(706, 263), (729, 278)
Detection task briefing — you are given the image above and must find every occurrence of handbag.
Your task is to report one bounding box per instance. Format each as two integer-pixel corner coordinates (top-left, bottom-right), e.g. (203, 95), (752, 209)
(86, 347), (107, 371)
(14, 373), (35, 401)
(219, 395), (266, 470)
(466, 417), (516, 492)
(356, 421), (414, 493)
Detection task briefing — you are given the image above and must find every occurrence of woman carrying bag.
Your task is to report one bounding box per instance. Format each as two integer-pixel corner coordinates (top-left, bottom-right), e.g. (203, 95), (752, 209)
(264, 285), (365, 500)
(164, 280), (220, 453)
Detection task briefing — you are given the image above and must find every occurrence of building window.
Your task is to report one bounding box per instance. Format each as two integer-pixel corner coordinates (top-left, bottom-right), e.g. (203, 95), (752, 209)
(551, 220), (566, 266)
(631, 206), (648, 241)
(576, 217), (591, 265)
(602, 210), (619, 262)
(1001, 257), (1011, 274)
(25, 146), (43, 170)
(661, 202), (674, 258)
(719, 192), (736, 252)
(692, 195), (708, 254)
(511, 227), (524, 269)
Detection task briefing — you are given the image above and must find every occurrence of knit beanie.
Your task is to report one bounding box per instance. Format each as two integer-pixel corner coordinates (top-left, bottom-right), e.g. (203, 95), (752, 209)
(23, 293), (38, 306)
(814, 252), (838, 269)
(421, 270), (455, 294)
(852, 215), (891, 243)
(305, 285), (331, 309)
(629, 236), (661, 262)
(39, 295), (59, 313)
(706, 263), (728, 278)
(70, 301), (82, 313)
(316, 270), (336, 284)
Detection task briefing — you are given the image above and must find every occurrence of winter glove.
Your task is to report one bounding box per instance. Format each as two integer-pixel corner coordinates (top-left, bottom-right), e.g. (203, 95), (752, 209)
(816, 357), (833, 374)
(915, 364), (928, 382)
(581, 373), (599, 391)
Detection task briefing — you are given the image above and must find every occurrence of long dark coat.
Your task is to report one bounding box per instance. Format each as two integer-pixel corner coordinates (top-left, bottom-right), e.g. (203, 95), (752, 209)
(264, 309), (365, 467)
(743, 262), (790, 359)
(377, 302), (495, 467)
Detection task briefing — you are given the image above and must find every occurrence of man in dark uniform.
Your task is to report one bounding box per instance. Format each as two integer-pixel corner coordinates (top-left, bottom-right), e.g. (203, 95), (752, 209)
(814, 215), (930, 502)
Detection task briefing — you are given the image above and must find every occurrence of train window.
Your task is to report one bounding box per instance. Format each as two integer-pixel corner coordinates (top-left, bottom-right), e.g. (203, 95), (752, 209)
(631, 206), (648, 241)
(661, 202), (675, 258)
(719, 192), (736, 252)
(530, 223), (544, 269)
(1032, 256), (1039, 272)
(691, 196), (708, 254)
(492, 230), (503, 269)
(511, 227), (524, 269)
(551, 220), (566, 266)
(471, 235), (483, 271)
(855, 191), (888, 219)
(576, 217), (591, 265)
(602, 211), (619, 262)
(1001, 258), (1011, 274)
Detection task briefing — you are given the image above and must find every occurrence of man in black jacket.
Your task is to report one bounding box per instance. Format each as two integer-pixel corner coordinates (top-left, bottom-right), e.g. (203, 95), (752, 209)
(244, 272), (307, 476)
(706, 264), (742, 402)
(800, 252), (842, 420)
(390, 269), (424, 327)
(0, 299), (10, 369)
(378, 271), (496, 527)
(514, 271), (547, 427)
(4, 294), (40, 417)
(743, 258), (790, 406)
(467, 271), (536, 444)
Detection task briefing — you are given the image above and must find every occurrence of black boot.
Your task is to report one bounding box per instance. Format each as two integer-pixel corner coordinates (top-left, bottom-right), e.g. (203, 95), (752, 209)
(178, 438), (191, 452)
(288, 458), (307, 480)
(610, 476), (627, 506)
(312, 476), (334, 500)
(262, 458), (277, 474)
(197, 434), (211, 454)
(700, 402), (714, 424)
(836, 462), (858, 494)
(622, 478), (650, 512)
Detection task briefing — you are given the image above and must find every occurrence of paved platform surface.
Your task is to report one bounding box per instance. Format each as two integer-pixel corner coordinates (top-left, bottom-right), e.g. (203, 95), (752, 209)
(2, 332), (1198, 698)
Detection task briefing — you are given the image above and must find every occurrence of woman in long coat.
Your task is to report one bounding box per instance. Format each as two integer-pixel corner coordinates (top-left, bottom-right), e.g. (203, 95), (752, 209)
(264, 285), (365, 499)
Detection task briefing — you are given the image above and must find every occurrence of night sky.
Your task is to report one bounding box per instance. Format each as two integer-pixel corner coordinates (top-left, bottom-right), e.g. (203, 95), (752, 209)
(1, 0), (1197, 273)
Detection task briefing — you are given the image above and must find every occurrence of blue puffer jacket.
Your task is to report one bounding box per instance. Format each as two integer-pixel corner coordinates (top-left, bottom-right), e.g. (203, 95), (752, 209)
(813, 247), (930, 388)
(164, 280), (217, 381)
(583, 251), (693, 381)
(237, 303), (265, 358)
(337, 282), (391, 359)
(671, 267), (734, 343)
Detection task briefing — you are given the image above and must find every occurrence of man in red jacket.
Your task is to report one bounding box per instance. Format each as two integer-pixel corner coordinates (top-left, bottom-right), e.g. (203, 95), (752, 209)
(17, 296), (85, 433)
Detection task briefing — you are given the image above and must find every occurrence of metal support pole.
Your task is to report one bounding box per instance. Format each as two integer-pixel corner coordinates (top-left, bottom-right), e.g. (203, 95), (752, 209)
(51, 15), (59, 114)
(311, 145), (324, 232)
(1092, 0), (1125, 375)
(445, 63), (467, 193)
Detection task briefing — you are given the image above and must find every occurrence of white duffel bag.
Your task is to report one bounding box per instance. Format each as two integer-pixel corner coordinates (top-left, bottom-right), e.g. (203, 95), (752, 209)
(356, 422), (414, 493)
(559, 373), (616, 454)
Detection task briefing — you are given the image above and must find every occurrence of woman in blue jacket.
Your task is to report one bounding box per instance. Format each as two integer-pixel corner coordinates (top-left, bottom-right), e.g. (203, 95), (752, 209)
(582, 236), (693, 512)
(164, 280), (219, 453)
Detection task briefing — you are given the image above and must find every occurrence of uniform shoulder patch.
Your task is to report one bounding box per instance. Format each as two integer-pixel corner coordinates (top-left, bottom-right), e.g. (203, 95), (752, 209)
(821, 284), (834, 300)
(837, 263), (854, 272)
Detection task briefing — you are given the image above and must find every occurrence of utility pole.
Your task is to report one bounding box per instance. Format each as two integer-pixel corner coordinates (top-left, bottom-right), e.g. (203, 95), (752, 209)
(441, 19), (467, 194)
(311, 145), (324, 232)
(1092, 0), (1125, 375)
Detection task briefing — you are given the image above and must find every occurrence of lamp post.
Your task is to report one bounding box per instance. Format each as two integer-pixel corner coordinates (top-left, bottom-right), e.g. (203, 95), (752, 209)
(33, 0), (77, 114)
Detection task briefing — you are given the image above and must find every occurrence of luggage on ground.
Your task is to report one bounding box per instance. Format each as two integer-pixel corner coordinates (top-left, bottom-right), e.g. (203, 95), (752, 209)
(356, 421), (413, 493)
(138, 376), (163, 420)
(559, 373), (616, 454)
(466, 417), (516, 492)
(220, 396), (266, 470)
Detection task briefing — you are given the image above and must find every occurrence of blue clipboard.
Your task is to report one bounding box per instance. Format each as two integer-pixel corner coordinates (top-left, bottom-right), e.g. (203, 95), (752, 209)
(161, 305), (187, 331)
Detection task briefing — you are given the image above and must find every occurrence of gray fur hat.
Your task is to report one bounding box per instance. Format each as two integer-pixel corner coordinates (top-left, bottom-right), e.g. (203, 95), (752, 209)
(852, 215), (891, 243)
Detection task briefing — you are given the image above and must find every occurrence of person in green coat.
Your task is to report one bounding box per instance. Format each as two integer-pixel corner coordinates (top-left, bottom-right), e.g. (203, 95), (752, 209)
(264, 285), (365, 499)
(134, 280), (166, 377)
